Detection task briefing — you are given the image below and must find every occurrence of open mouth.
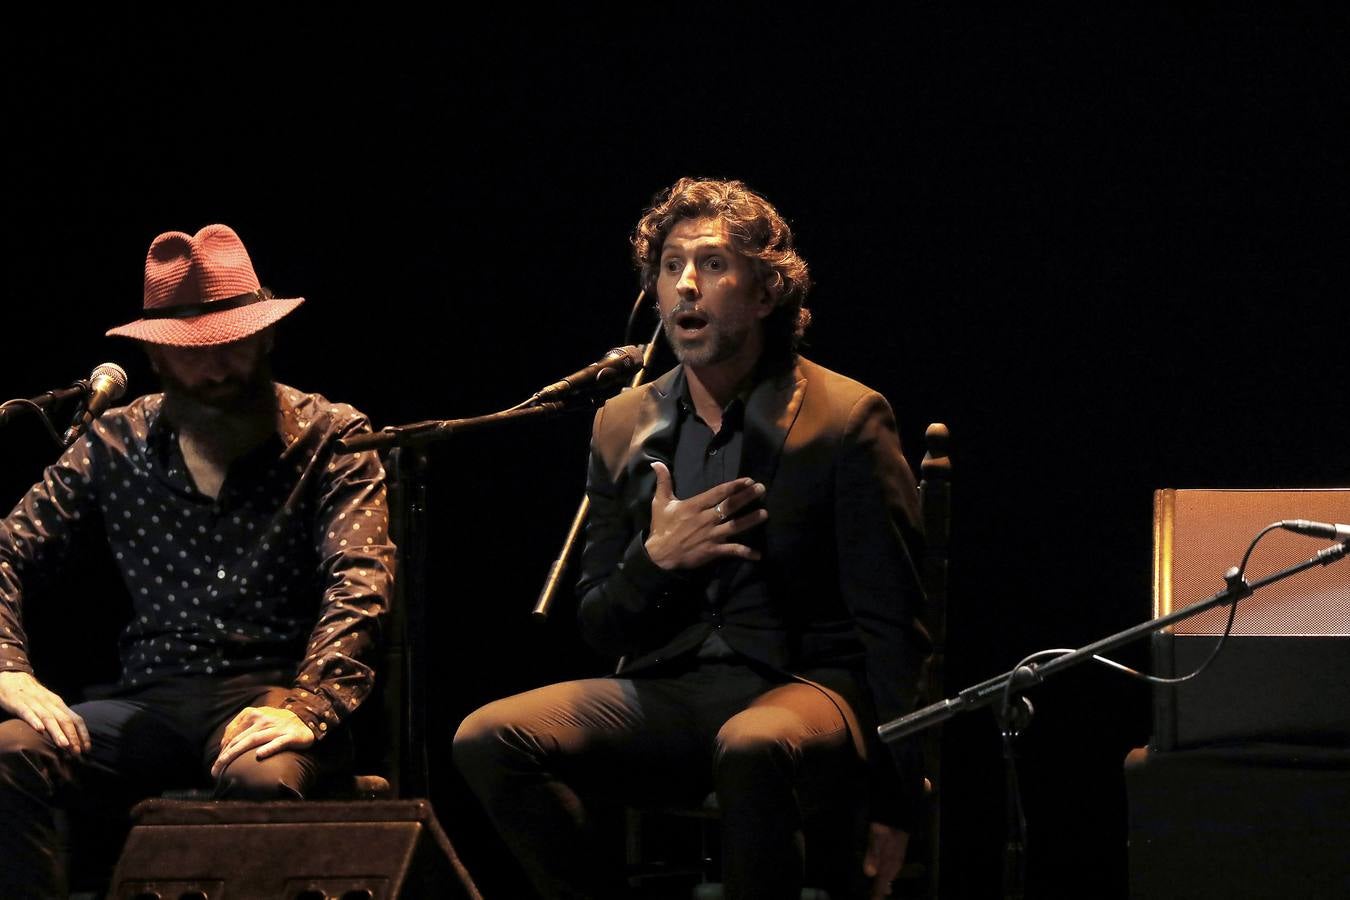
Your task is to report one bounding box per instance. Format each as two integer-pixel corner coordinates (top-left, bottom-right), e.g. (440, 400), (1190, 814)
(674, 310), (709, 334)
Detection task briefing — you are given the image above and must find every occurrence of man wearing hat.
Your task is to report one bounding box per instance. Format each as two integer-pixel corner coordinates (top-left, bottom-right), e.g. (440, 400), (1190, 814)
(0, 225), (394, 895)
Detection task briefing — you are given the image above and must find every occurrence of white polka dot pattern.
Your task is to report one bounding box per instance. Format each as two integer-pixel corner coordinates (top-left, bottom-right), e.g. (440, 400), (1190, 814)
(0, 383), (394, 741)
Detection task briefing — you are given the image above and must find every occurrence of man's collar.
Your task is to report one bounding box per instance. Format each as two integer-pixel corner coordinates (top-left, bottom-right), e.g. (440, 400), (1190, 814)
(676, 373), (750, 431)
(273, 386), (308, 447)
(673, 353), (796, 413)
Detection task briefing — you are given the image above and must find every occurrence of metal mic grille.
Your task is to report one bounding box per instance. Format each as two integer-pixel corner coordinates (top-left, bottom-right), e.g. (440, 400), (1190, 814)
(1155, 488), (1350, 636)
(92, 362), (129, 399)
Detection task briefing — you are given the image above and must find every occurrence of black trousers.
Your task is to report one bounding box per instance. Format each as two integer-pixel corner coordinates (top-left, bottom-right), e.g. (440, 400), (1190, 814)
(453, 658), (868, 900)
(0, 669), (351, 899)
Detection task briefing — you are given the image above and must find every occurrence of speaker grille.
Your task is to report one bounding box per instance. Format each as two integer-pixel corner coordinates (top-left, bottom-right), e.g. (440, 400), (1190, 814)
(1155, 489), (1350, 636)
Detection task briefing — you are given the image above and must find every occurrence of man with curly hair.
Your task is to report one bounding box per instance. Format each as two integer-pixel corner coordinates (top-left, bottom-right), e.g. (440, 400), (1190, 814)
(456, 178), (929, 900)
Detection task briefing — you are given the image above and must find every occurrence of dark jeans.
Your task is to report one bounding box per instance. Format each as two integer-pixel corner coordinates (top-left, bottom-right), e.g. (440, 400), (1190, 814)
(0, 669), (351, 899)
(453, 659), (868, 900)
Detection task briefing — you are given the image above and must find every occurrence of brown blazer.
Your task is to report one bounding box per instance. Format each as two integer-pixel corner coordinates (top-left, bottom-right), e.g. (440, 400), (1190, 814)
(576, 355), (930, 826)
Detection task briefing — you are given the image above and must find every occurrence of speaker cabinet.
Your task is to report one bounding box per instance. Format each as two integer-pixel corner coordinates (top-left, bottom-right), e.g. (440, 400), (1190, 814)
(1150, 488), (1350, 750)
(109, 799), (480, 900)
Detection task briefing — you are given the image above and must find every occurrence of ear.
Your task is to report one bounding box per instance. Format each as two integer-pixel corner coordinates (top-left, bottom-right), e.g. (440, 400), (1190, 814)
(753, 278), (779, 320)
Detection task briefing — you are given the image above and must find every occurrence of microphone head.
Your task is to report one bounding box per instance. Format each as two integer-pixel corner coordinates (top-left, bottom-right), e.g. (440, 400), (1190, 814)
(91, 362), (128, 400)
(595, 346), (644, 385)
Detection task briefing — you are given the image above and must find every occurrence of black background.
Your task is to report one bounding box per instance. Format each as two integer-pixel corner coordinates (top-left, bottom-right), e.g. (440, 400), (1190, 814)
(4, 9), (1347, 898)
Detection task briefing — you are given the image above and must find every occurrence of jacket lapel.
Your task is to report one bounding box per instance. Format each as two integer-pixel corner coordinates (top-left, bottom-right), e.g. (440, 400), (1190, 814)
(740, 359), (808, 490)
(623, 366), (684, 531)
(707, 359), (808, 603)
(621, 361), (806, 535)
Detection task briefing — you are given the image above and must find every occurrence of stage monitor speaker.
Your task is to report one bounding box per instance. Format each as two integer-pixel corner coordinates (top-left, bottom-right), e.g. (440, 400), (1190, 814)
(1150, 488), (1350, 750)
(109, 798), (481, 900)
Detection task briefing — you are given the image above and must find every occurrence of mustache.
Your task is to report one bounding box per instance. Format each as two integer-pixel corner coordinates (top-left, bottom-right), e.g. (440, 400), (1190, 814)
(665, 303), (710, 322)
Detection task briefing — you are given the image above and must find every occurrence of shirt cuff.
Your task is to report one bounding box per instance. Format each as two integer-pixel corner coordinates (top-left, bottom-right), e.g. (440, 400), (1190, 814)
(0, 650), (33, 675)
(867, 738), (925, 831)
(281, 693), (334, 741)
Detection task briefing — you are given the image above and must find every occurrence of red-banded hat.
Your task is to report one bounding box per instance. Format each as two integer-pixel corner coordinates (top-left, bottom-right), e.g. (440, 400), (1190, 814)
(106, 224), (304, 346)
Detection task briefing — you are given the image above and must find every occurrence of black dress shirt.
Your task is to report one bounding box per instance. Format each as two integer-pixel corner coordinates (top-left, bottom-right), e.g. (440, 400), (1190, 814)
(670, 384), (752, 660)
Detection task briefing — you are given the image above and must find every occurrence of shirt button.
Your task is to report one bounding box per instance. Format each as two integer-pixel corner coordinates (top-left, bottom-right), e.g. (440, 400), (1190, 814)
(216, 569), (226, 580)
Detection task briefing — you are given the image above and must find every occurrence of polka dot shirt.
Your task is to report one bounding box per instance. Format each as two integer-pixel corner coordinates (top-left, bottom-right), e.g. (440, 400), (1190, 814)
(0, 384), (394, 741)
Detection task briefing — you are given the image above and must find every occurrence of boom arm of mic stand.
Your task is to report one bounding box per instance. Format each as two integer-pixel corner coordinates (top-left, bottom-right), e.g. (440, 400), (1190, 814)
(0, 382), (88, 430)
(336, 400), (588, 454)
(532, 321), (663, 621)
(879, 539), (1350, 744)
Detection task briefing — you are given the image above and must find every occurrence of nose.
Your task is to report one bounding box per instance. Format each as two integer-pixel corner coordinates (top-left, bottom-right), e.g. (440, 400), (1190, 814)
(195, 350), (230, 378)
(676, 261), (700, 300)
(187, 347), (243, 384)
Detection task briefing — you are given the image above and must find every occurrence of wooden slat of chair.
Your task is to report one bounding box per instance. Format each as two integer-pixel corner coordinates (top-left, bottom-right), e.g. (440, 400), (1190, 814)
(902, 422), (952, 898)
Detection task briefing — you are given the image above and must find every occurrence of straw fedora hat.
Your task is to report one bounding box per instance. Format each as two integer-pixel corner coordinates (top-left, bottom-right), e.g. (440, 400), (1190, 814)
(106, 224), (304, 346)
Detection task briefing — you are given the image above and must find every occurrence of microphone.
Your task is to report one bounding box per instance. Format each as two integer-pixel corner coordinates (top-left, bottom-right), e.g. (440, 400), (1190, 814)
(534, 345), (644, 402)
(1279, 519), (1350, 541)
(62, 363), (129, 446)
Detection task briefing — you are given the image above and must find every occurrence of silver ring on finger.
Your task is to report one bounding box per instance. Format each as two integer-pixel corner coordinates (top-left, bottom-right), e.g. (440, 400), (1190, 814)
(714, 502), (728, 522)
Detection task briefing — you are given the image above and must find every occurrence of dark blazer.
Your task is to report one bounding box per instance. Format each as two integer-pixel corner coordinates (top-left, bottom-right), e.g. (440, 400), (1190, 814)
(576, 355), (930, 825)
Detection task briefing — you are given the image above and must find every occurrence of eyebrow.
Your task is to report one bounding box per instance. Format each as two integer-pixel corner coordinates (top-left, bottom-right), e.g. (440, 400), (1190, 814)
(660, 240), (730, 257)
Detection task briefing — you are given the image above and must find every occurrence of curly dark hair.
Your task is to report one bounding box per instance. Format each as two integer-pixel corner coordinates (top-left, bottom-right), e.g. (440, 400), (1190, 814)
(633, 178), (812, 359)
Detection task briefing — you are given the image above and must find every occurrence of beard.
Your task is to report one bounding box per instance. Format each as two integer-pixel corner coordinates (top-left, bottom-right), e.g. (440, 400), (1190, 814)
(662, 304), (756, 368)
(161, 368), (271, 410)
(158, 359), (276, 435)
